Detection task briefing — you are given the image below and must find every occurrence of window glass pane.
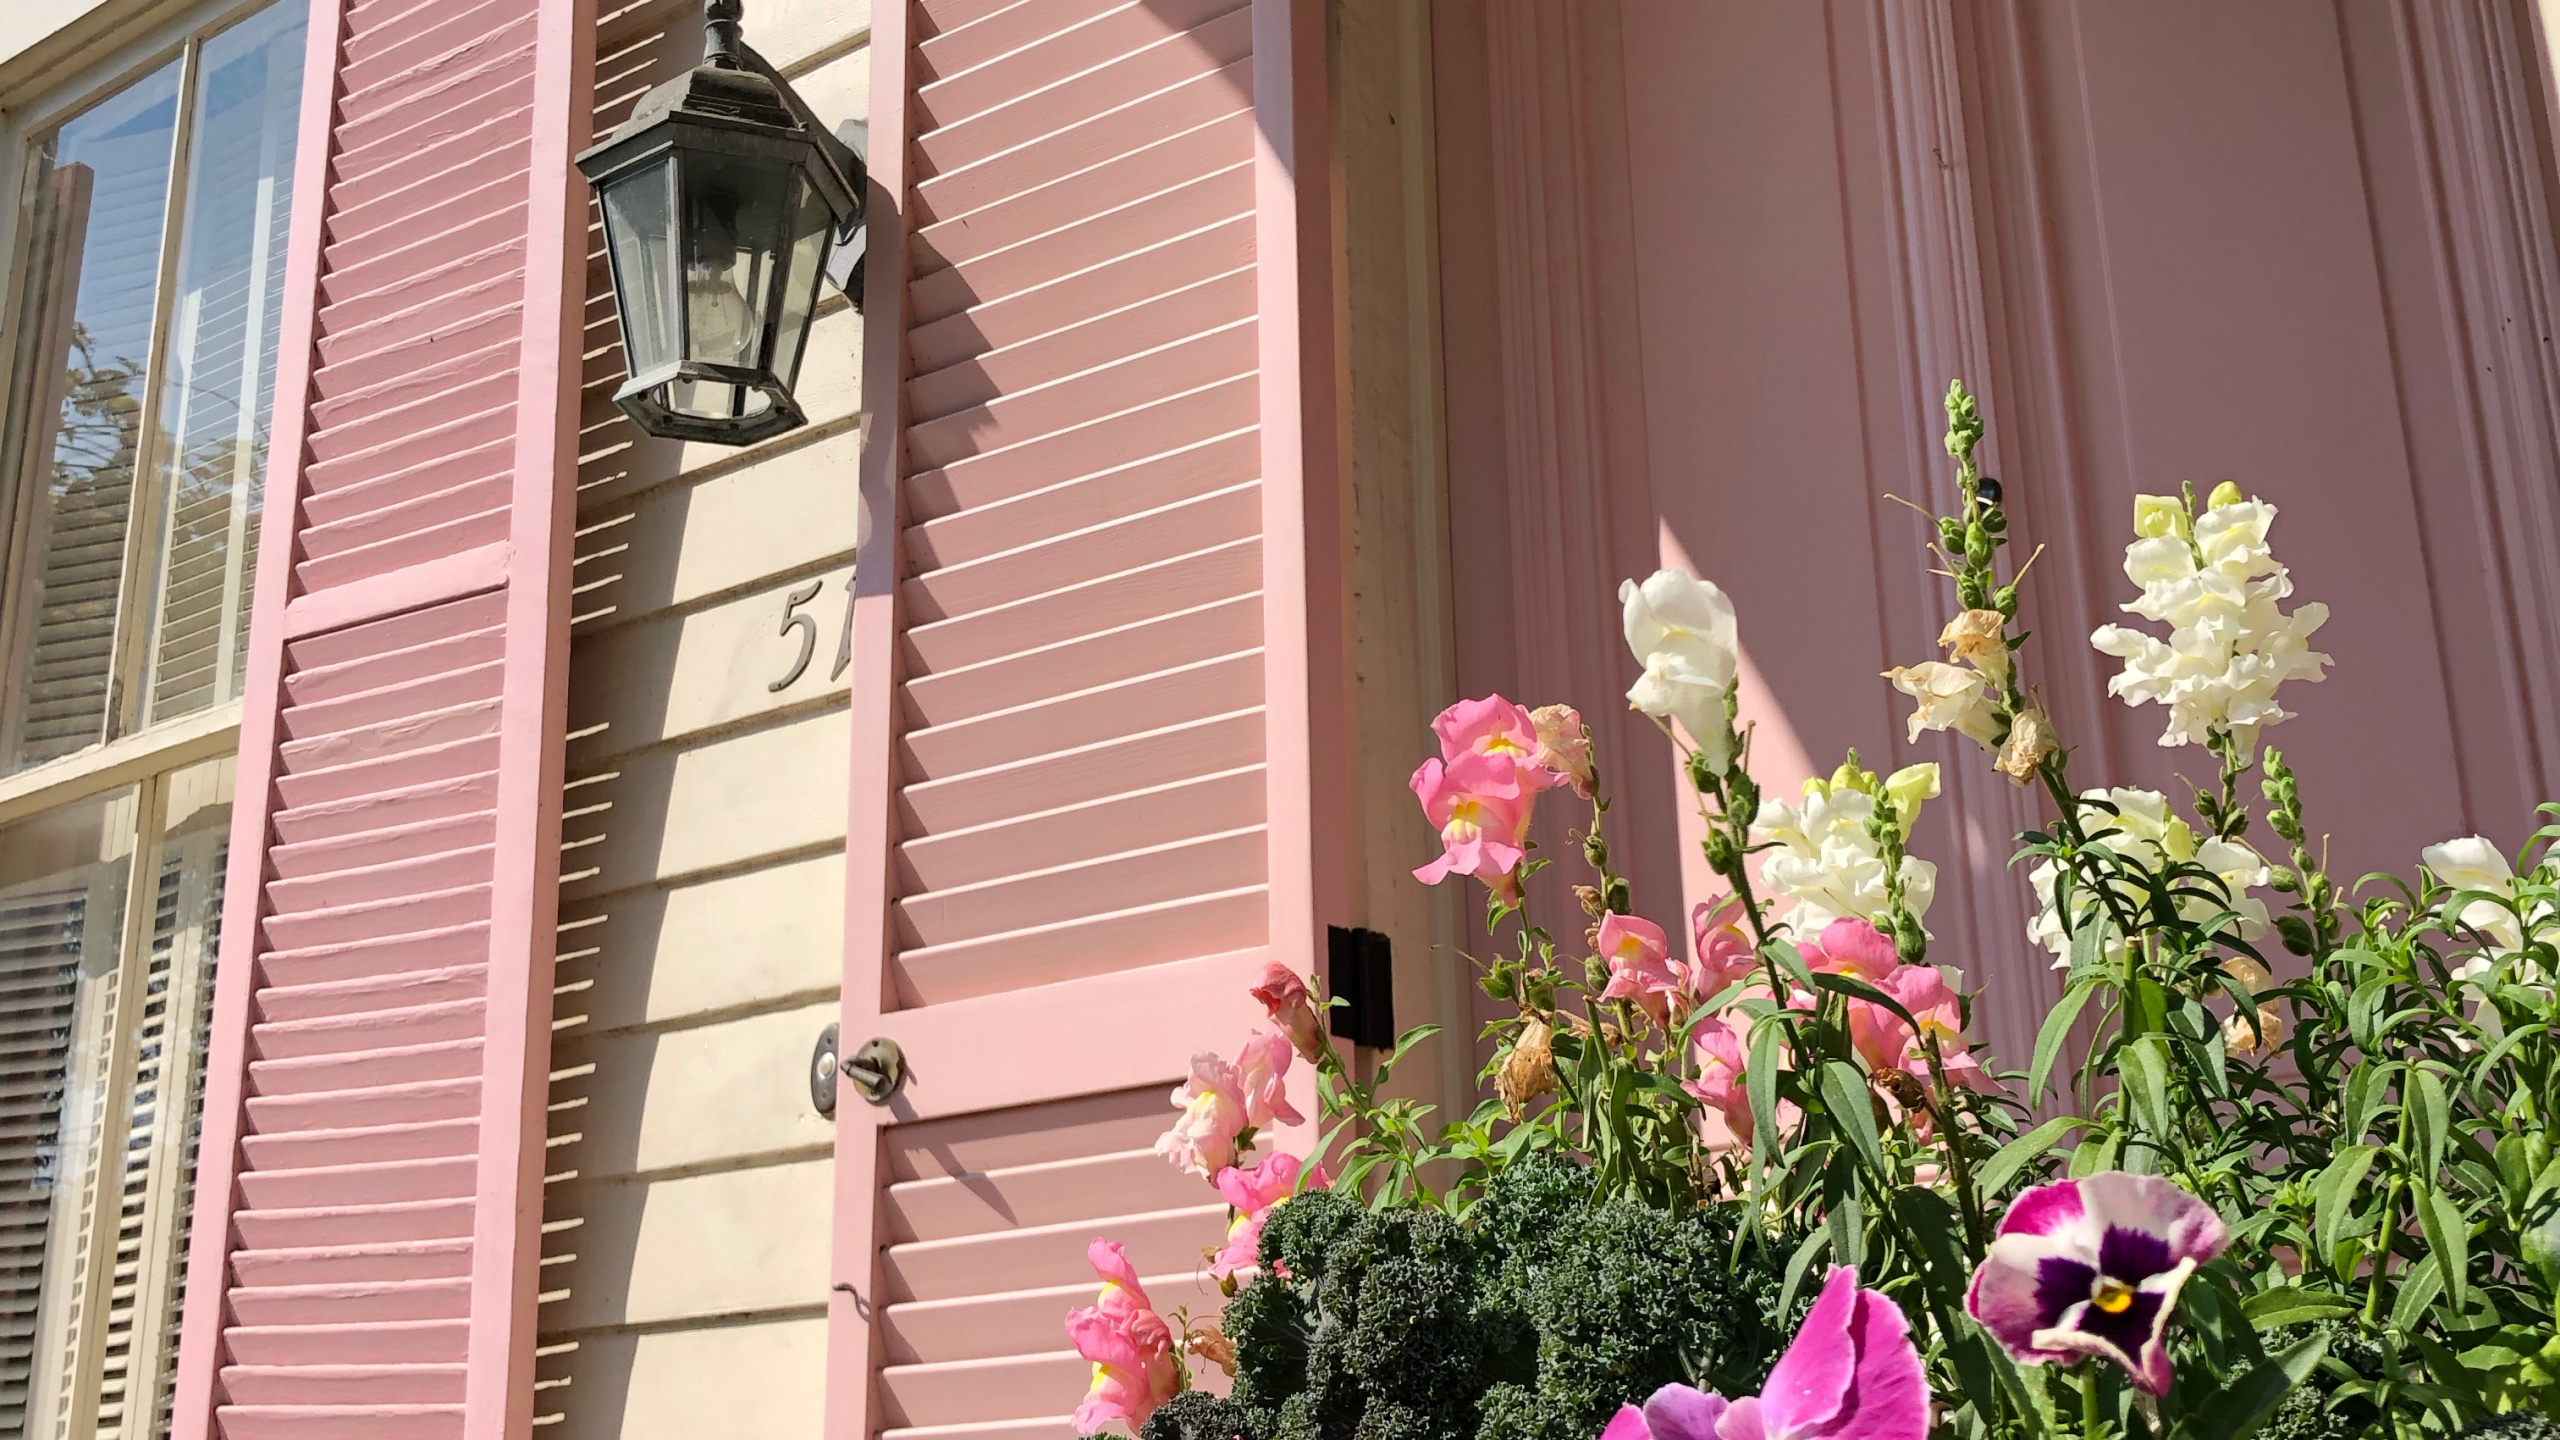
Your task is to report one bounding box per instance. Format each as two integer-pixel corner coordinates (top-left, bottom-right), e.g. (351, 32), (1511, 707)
(1, 66), (182, 772)
(142, 4), (306, 725)
(0, 789), (138, 1439)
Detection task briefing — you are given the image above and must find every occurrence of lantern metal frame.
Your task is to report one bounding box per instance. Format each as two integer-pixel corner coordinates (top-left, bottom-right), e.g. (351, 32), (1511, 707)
(574, 0), (867, 445)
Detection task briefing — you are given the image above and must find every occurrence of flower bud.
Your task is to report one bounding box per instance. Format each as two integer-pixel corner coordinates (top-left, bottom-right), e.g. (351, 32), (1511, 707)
(2133, 493), (2186, 539)
(1249, 961), (1329, 1064)
(2206, 480), (2245, 511)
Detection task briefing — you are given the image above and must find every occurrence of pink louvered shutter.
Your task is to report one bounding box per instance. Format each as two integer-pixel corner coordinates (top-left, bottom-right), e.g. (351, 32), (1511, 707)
(826, 0), (1342, 1433)
(165, 0), (590, 1436)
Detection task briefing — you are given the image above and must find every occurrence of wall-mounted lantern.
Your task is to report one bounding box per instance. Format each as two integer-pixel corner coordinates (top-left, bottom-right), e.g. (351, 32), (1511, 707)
(575, 0), (866, 445)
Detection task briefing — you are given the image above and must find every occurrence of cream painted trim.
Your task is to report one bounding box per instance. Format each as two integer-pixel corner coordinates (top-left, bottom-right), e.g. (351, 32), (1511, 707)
(0, 702), (238, 827)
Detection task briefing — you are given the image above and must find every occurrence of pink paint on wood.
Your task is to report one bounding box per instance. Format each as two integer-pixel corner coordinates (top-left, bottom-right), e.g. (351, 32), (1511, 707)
(168, 0), (590, 1435)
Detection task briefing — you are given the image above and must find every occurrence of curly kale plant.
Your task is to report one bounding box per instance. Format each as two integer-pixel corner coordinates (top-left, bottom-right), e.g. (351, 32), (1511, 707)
(1200, 1154), (1783, 1440)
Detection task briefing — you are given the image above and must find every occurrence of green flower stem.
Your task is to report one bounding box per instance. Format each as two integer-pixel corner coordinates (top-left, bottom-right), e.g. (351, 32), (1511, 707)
(2081, 1367), (2105, 1440)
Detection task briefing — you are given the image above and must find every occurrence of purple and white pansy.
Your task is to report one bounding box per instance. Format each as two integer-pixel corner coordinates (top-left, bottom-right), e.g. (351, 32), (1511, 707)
(1964, 1171), (2228, 1395)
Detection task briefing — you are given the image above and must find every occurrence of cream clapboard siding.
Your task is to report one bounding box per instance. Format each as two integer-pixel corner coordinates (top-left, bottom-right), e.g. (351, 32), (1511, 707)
(535, 3), (868, 1436)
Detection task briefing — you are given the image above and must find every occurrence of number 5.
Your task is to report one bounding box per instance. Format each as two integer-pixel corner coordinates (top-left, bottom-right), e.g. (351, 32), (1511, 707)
(769, 578), (823, 692)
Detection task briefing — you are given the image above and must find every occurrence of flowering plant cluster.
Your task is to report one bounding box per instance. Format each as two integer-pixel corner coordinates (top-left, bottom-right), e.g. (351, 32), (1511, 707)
(1067, 383), (2560, 1440)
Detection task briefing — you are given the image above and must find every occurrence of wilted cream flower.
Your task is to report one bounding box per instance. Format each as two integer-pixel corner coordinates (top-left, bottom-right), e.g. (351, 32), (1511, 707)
(1940, 608), (2011, 679)
(2223, 1003), (2287, 1055)
(1884, 661), (2003, 750)
(1498, 1015), (1556, 1118)
(1996, 707), (2055, 784)
(1530, 703), (1597, 797)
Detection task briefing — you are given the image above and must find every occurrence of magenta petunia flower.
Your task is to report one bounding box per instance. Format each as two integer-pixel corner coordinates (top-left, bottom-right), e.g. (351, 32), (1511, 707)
(1598, 1267), (1927, 1440)
(1964, 1171), (2228, 1395)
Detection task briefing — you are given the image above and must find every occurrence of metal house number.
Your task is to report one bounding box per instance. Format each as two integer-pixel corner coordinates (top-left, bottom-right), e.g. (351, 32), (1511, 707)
(768, 571), (856, 692)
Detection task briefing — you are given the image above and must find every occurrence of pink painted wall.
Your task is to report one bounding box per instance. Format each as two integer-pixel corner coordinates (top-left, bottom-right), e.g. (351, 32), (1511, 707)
(1436, 0), (2560, 1069)
(169, 0), (590, 1434)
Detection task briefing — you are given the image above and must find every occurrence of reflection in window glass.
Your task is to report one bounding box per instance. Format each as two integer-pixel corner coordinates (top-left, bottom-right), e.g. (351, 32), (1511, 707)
(1, 67), (182, 769)
(142, 6), (305, 725)
(0, 790), (137, 1438)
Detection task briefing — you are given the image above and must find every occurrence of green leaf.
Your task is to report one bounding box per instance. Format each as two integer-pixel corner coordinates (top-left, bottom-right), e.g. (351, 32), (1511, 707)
(2389, 1246), (2444, 1331)
(2165, 1333), (2329, 1440)
(1821, 1060), (1888, 1179)
(2412, 1068), (2449, 1179)
(2348, 974), (2390, 1049)
(2241, 1286), (2360, 1328)
(1776, 1226), (1831, 1323)
(1978, 1116), (2088, 1199)
(1747, 1020), (1783, 1177)
(2417, 1185), (2471, 1311)
(1810, 971), (1919, 1032)
(2030, 978), (2097, 1102)
(2120, 1034), (2173, 1140)
(1376, 1023), (1444, 1083)
(2312, 1145), (2380, 1260)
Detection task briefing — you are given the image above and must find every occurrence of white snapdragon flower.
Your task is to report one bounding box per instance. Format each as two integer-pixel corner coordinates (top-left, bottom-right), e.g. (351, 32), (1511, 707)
(2421, 836), (2555, 1042)
(2090, 488), (2331, 753)
(1622, 569), (1740, 773)
(2029, 786), (2271, 968)
(1752, 776), (1938, 933)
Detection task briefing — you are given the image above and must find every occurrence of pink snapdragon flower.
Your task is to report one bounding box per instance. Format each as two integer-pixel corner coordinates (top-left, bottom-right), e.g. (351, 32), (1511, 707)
(1600, 1266), (1927, 1440)
(1156, 1052), (1249, 1177)
(1966, 1171), (2228, 1395)
(1597, 913), (1680, 1024)
(1233, 1031), (1304, 1131)
(1799, 917), (1900, 983)
(1065, 1239), (1179, 1433)
(1411, 751), (1536, 898)
(1431, 694), (1556, 778)
(1250, 961), (1328, 1063)
(1687, 895), (1759, 1000)
(1208, 1152), (1326, 1279)
(1683, 1012), (1757, 1143)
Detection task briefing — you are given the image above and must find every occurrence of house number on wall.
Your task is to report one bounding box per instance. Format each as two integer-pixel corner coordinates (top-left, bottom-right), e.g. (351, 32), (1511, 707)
(769, 571), (855, 692)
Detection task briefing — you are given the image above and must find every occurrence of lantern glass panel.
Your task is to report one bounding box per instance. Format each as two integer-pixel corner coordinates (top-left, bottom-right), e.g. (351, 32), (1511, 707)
(672, 149), (789, 422)
(599, 162), (680, 379)
(769, 169), (835, 392)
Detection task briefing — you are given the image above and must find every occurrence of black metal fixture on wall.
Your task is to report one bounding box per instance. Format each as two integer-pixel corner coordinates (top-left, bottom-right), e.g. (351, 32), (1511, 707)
(574, 0), (867, 445)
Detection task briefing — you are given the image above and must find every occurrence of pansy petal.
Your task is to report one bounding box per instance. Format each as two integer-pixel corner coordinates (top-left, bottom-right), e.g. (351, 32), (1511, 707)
(1996, 1178), (2090, 1241)
(1600, 1404), (1653, 1440)
(1758, 1266), (1859, 1436)
(1966, 1233), (2089, 1365)
(1713, 1397), (1769, 1440)
(1643, 1384), (1728, 1440)
(1835, 1286), (1930, 1440)
(2075, 1171), (2227, 1268)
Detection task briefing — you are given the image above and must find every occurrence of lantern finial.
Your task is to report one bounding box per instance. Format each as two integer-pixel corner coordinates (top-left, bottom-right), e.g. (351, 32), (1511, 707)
(705, 0), (744, 66)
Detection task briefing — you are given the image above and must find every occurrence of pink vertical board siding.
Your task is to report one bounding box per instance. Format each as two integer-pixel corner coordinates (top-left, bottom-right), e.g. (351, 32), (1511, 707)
(1433, 0), (2560, 1072)
(828, 0), (1339, 1432)
(168, 0), (591, 1436)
